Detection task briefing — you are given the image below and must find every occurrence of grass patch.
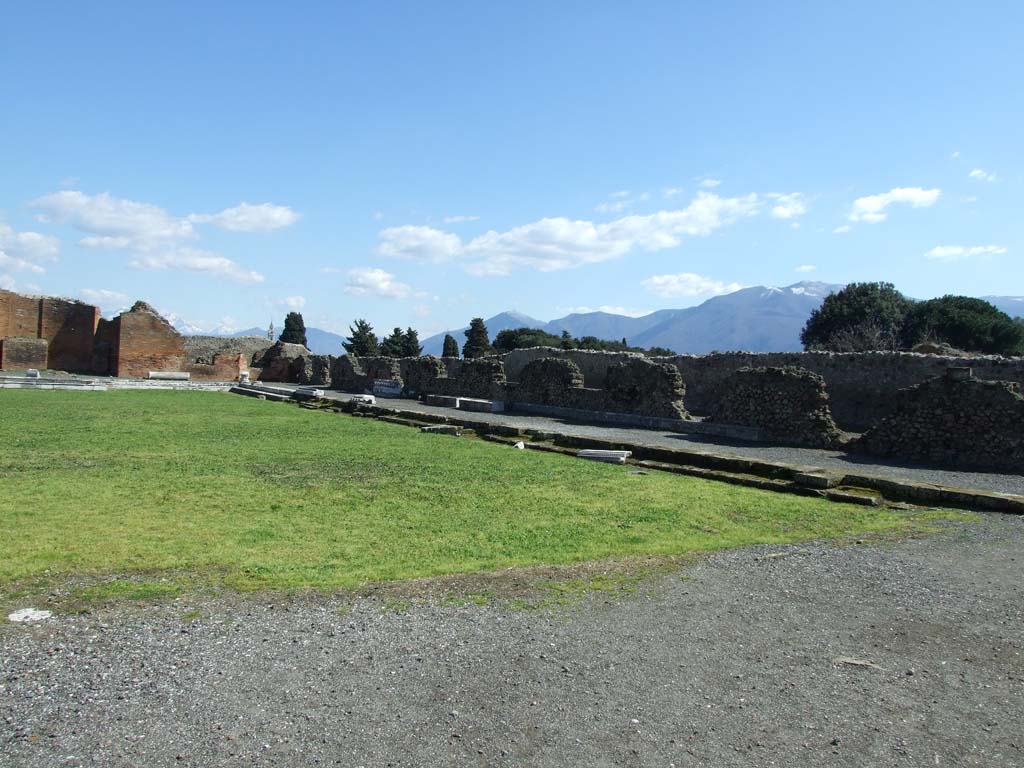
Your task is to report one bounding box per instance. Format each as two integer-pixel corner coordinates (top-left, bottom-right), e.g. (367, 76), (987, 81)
(0, 390), (962, 603)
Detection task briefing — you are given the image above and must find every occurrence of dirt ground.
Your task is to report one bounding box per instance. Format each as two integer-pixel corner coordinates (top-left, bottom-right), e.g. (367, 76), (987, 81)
(3, 514), (1022, 767)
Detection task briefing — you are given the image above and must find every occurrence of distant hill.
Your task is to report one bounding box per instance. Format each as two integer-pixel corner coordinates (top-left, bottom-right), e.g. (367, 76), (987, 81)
(423, 283), (841, 355)
(983, 296), (1024, 319)
(422, 311), (546, 356)
(630, 281), (842, 354)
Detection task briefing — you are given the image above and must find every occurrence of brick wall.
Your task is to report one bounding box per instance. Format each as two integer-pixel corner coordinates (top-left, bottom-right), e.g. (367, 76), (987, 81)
(0, 289), (42, 338)
(113, 310), (186, 378)
(0, 289), (100, 372)
(39, 297), (99, 372)
(0, 337), (49, 370)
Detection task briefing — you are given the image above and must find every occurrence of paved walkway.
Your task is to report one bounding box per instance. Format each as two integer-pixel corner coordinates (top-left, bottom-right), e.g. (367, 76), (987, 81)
(316, 391), (1024, 497)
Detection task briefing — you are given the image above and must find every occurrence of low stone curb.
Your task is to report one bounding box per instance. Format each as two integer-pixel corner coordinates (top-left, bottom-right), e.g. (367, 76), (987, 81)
(240, 392), (1024, 515)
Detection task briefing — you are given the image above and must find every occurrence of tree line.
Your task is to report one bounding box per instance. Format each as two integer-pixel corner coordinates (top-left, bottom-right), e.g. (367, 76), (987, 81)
(278, 313), (674, 359)
(801, 283), (1024, 355)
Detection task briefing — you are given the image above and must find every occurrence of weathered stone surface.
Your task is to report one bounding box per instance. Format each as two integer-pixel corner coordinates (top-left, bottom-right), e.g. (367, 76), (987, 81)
(604, 358), (687, 419)
(507, 356), (688, 420)
(256, 341), (311, 382)
(704, 366), (844, 448)
(110, 302), (187, 378)
(0, 289), (100, 373)
(184, 335), (273, 367)
(850, 372), (1024, 472)
(402, 356), (446, 395)
(0, 337), (48, 370)
(516, 358), (584, 403)
(662, 350), (1024, 431)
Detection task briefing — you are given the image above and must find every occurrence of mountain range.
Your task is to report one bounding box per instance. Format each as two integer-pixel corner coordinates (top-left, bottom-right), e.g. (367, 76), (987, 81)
(421, 281), (844, 355)
(172, 283), (1024, 357)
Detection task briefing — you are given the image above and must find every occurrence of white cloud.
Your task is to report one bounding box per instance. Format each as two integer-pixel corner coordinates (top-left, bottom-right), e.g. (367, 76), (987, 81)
(662, 187), (682, 198)
(0, 222), (60, 274)
(273, 295), (307, 310)
(641, 272), (742, 299)
(29, 190), (277, 282)
(699, 178), (722, 188)
(188, 202), (300, 232)
(442, 215), (480, 224)
(950, 150), (960, 159)
(79, 288), (130, 313)
(767, 193), (808, 220)
(795, 264), (816, 273)
(848, 187), (941, 223)
(560, 305), (651, 318)
(378, 192), (762, 276)
(376, 225), (462, 263)
(595, 199), (631, 213)
(129, 248), (265, 284)
(0, 274), (15, 290)
(610, 190), (631, 199)
(833, 225), (851, 234)
(343, 267), (412, 299)
(31, 190), (195, 251)
(924, 245), (1007, 262)
(968, 168), (996, 182)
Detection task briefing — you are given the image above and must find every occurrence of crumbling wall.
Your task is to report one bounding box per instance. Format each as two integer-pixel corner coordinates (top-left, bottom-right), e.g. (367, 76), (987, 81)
(850, 370), (1024, 472)
(503, 347), (644, 388)
(188, 353), (249, 381)
(0, 337), (48, 370)
(0, 289), (99, 372)
(0, 289), (41, 338)
(507, 356), (688, 420)
(703, 366), (844, 448)
(515, 357), (584, 403)
(328, 355), (402, 391)
(255, 341), (311, 382)
(111, 302), (186, 378)
(40, 297), (99, 373)
(664, 351), (1024, 431)
(401, 356), (446, 395)
(295, 354), (332, 386)
(184, 335), (273, 366)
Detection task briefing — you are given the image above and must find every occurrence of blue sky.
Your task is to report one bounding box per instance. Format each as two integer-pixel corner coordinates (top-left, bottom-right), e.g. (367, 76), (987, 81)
(1, 1), (1020, 336)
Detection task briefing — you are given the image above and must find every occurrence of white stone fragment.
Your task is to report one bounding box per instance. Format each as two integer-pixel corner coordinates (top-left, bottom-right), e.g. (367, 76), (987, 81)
(577, 449), (632, 464)
(8, 608), (52, 623)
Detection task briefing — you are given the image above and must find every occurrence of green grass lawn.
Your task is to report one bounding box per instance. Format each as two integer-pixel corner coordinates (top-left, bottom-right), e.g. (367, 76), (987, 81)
(0, 390), (948, 598)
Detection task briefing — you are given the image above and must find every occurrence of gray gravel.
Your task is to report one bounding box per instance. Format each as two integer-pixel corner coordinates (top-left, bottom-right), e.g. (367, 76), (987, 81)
(324, 393), (1024, 497)
(3, 514), (1022, 767)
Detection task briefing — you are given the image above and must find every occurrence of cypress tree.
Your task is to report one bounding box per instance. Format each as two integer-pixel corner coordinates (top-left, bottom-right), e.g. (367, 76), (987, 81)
(442, 334), (459, 358)
(462, 317), (493, 359)
(279, 312), (308, 347)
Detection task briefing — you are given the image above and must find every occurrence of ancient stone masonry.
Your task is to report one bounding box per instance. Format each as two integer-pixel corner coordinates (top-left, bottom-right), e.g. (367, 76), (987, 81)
(401, 356), (447, 396)
(106, 301), (187, 378)
(1, 288), (99, 372)
(184, 336), (272, 367)
(506, 356), (689, 420)
(703, 366), (844, 448)
(664, 350), (1024, 431)
(423, 357), (506, 400)
(255, 342), (312, 382)
(296, 355), (332, 387)
(849, 369), (1024, 473)
(502, 347), (645, 389)
(0, 337), (48, 370)
(326, 354), (403, 392)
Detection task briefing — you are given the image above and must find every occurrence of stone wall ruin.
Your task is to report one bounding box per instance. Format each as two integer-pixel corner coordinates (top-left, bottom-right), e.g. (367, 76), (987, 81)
(849, 369), (1024, 472)
(703, 366), (843, 448)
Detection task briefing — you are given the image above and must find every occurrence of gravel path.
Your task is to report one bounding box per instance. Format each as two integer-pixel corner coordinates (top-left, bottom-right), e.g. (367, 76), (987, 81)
(321, 393), (1024, 497)
(3, 514), (1022, 767)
